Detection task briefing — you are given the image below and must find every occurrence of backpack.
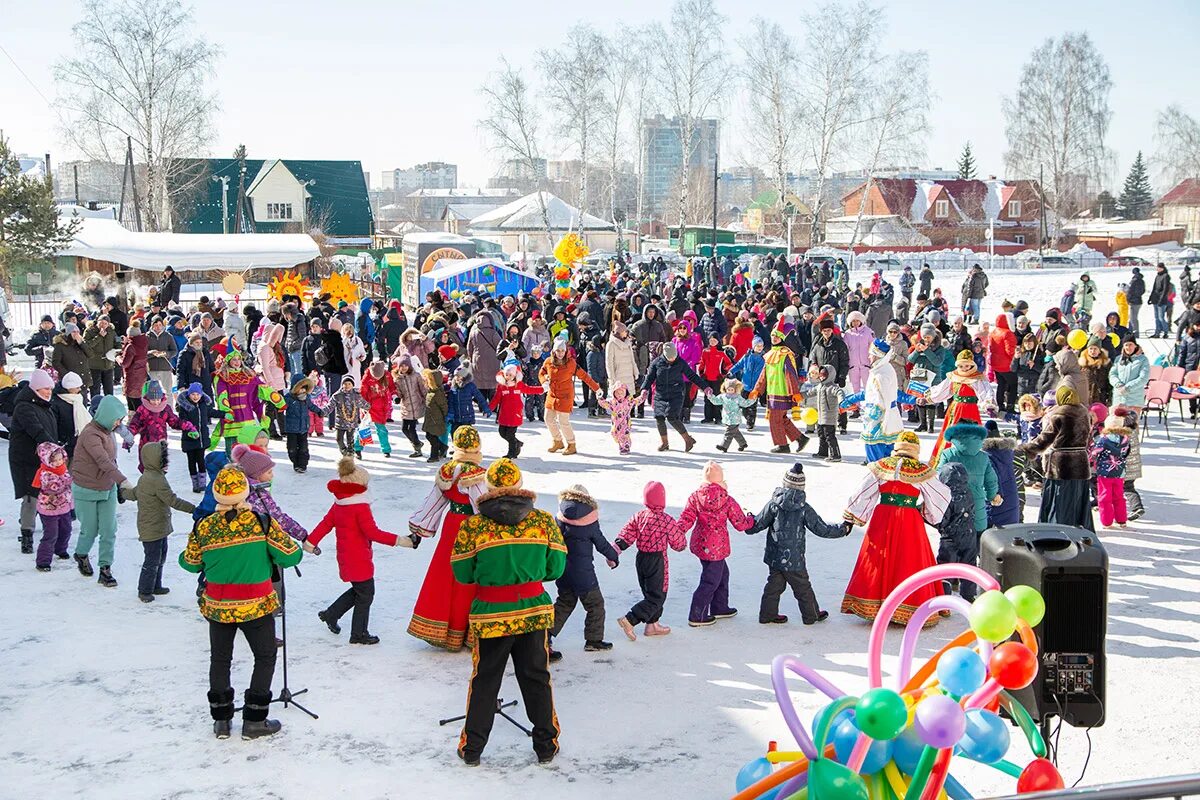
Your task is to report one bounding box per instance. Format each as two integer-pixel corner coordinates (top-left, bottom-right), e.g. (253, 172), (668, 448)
(0, 381), (27, 416)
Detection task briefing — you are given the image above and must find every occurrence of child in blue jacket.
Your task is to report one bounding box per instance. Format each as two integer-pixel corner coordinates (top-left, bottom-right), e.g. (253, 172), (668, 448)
(175, 382), (224, 493)
(446, 365), (489, 437)
(729, 336), (766, 430)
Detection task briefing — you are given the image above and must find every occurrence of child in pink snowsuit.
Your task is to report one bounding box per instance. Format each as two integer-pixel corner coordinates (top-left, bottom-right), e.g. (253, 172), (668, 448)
(614, 480), (687, 639)
(596, 381), (644, 454)
(676, 461), (755, 626)
(33, 442), (74, 571)
(308, 370), (329, 436)
(127, 379), (197, 472)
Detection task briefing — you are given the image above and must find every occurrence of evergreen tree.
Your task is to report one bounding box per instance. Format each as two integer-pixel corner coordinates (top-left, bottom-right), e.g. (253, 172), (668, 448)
(957, 142), (977, 180)
(0, 138), (79, 287)
(1093, 190), (1117, 218)
(1117, 151), (1153, 219)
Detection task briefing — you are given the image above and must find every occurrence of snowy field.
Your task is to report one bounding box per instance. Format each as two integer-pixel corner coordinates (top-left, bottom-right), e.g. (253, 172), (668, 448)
(2, 266), (1199, 799)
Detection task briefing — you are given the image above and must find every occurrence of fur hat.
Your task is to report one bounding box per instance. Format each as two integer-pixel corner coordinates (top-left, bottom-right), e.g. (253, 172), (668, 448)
(291, 377), (316, 397)
(231, 443), (274, 482)
(485, 457), (523, 494)
(893, 430), (921, 459)
(559, 483), (598, 509)
(702, 460), (726, 489)
(28, 369), (54, 392)
(212, 466), (250, 508)
(451, 425), (482, 463)
(721, 377), (743, 394)
(818, 318), (835, 331)
(643, 480), (666, 511)
(945, 421), (987, 442)
(782, 462), (805, 490)
(452, 365), (473, 384)
(1055, 385), (1080, 406)
(336, 455), (370, 486)
(61, 371), (83, 390)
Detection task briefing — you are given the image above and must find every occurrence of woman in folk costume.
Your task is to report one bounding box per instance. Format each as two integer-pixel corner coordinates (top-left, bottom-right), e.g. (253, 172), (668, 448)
(407, 425), (489, 650)
(841, 338), (920, 461)
(842, 430), (951, 627)
(212, 348), (285, 457)
(927, 348), (996, 462)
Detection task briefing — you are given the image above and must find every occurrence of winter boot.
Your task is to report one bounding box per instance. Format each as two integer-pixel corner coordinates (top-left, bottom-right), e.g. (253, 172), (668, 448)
(349, 632), (381, 645)
(20, 530), (33, 554)
(644, 622), (671, 636)
(584, 640), (613, 652)
(97, 566), (117, 587)
(74, 553), (94, 577)
(562, 442), (577, 456)
(208, 688), (235, 739)
(547, 439), (565, 453)
(657, 436), (670, 452)
(683, 435), (697, 452)
(191, 473), (206, 494)
(804, 610), (831, 625)
(617, 617), (637, 641)
(318, 609), (341, 635)
(408, 446), (423, 458)
(241, 689), (281, 740)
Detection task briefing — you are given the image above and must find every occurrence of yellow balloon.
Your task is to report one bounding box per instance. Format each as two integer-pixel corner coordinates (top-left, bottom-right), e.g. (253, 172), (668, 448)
(801, 407), (819, 426)
(1066, 329), (1088, 350)
(1109, 332), (1120, 347)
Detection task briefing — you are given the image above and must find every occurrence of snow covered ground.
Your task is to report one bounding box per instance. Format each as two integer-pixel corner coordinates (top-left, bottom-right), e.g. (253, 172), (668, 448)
(1, 267), (1198, 799)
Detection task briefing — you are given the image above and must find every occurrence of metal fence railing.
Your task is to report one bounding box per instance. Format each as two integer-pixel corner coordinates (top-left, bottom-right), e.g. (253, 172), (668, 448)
(991, 774), (1200, 800)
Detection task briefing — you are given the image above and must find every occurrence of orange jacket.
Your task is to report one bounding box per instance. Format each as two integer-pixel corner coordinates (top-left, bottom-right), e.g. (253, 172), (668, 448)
(539, 354), (599, 413)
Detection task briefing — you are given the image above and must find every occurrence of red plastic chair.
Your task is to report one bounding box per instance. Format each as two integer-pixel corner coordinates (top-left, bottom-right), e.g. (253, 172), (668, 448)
(1142, 380), (1173, 441)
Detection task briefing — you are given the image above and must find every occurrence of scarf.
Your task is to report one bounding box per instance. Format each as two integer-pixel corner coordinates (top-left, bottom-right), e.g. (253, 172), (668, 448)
(32, 461), (68, 489)
(57, 391), (92, 432)
(191, 346), (206, 376)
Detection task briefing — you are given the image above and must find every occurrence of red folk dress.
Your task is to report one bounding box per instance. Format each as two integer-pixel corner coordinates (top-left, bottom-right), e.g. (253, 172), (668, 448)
(407, 459), (488, 650)
(841, 455), (951, 626)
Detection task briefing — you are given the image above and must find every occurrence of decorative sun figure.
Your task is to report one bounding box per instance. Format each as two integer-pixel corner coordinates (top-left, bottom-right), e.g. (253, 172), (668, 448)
(267, 270), (314, 303)
(320, 271), (360, 306)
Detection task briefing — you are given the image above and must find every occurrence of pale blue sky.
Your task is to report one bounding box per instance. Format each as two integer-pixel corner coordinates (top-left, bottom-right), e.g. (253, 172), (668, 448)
(1, 0), (1196, 190)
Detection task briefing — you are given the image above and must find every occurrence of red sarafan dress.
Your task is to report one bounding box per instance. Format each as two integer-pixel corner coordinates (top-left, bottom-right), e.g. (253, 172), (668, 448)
(928, 366), (992, 462)
(407, 459), (487, 650)
(841, 454), (951, 627)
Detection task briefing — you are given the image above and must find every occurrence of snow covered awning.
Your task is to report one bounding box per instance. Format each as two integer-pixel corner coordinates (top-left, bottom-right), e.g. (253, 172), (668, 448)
(59, 215), (320, 271)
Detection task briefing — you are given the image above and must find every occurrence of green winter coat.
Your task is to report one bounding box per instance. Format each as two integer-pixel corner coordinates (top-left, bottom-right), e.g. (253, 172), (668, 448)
(940, 425), (999, 533)
(83, 324), (118, 370)
(122, 442), (196, 541)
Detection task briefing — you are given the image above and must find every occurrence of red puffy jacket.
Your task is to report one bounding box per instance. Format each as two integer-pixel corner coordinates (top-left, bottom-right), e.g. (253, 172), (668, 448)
(489, 380), (544, 427)
(360, 370), (395, 424)
(989, 314), (1017, 373)
(307, 481), (400, 582)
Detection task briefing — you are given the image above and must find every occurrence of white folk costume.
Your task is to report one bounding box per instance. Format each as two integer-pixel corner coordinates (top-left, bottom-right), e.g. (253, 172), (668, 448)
(842, 338), (919, 461)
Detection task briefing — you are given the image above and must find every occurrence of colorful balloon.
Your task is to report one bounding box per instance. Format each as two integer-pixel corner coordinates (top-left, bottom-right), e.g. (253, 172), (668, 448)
(735, 757), (779, 799)
(990, 642), (1038, 690)
(801, 407), (819, 426)
(832, 717), (893, 775)
(1005, 585), (1046, 627)
(957, 709), (1010, 764)
(809, 758), (869, 800)
(915, 694), (967, 748)
(1017, 758), (1065, 793)
(1109, 331), (1120, 347)
(936, 646), (986, 697)
(855, 688), (908, 741)
(1067, 328), (1088, 350)
(891, 725), (926, 775)
(969, 590), (1019, 643)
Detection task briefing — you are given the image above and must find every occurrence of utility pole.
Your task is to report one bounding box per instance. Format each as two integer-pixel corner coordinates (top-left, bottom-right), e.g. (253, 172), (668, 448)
(212, 175), (230, 234)
(73, 164), (80, 206)
(711, 149), (719, 264)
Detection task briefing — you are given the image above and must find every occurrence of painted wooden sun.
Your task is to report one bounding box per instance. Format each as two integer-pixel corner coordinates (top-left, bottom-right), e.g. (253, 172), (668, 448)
(267, 270), (314, 303)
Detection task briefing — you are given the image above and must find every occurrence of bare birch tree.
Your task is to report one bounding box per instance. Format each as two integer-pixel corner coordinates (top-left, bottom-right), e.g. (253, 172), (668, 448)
(479, 59), (555, 252)
(1003, 32), (1113, 236)
(539, 25), (609, 223)
(847, 51), (932, 250)
(600, 41), (642, 252)
(740, 18), (802, 249)
(54, 0), (220, 231)
(653, 0), (729, 253)
(629, 31), (658, 245)
(796, 1), (883, 245)
(1154, 105), (1200, 188)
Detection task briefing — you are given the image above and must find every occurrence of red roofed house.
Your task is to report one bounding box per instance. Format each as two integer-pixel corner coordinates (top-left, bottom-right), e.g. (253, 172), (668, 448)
(1159, 178), (1200, 244)
(839, 178), (1045, 248)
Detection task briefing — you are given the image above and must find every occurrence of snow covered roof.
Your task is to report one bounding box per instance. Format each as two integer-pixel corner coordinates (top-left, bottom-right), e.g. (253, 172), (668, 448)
(443, 203), (502, 221)
(468, 191), (614, 231)
(58, 215), (320, 271)
(1159, 178), (1200, 206)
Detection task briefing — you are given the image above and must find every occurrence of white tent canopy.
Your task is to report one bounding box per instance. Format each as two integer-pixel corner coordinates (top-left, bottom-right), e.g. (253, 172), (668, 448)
(468, 191), (614, 231)
(58, 215), (320, 272)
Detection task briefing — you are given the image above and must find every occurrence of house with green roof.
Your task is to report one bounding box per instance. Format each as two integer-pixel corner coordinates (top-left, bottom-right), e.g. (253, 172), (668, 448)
(168, 158), (374, 243)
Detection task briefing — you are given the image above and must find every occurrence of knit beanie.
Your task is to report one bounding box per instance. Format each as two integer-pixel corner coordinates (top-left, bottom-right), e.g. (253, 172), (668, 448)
(643, 480), (666, 511)
(437, 344), (457, 362)
(187, 382), (204, 396)
(142, 379), (165, 402)
(984, 420), (1001, 438)
(231, 443), (274, 482)
(369, 361), (386, 380)
(212, 466), (250, 508)
(61, 372), (83, 390)
(782, 463), (805, 490)
(1090, 403), (1109, 425)
(702, 460), (726, 489)
(663, 342), (678, 359)
(29, 369), (54, 392)
(337, 455), (370, 486)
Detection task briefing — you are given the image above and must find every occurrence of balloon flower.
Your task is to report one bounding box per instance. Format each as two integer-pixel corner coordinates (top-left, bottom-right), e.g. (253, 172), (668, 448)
(732, 566), (1059, 800)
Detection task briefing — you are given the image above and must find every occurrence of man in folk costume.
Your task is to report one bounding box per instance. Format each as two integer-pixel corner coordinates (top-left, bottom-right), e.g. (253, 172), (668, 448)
(212, 348), (285, 456)
(749, 325), (810, 454)
(927, 349), (995, 462)
(841, 431), (951, 626)
(408, 425), (489, 651)
(841, 338), (920, 461)
(451, 458), (566, 767)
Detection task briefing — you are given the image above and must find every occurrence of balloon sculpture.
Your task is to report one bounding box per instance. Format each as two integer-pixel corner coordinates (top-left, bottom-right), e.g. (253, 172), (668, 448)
(733, 564), (1063, 800)
(552, 233), (589, 300)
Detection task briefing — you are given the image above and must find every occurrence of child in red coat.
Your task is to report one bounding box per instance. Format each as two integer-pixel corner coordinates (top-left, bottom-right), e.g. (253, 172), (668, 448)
(488, 360), (544, 459)
(360, 362), (397, 457)
(307, 457), (419, 644)
(698, 335), (733, 424)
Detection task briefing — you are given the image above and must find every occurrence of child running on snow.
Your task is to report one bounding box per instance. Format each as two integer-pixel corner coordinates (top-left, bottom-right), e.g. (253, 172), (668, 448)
(283, 376), (323, 473)
(677, 461), (755, 627)
(360, 362), (397, 457)
(745, 463), (847, 625)
(127, 379), (198, 472)
(614, 481), (687, 640)
(729, 337), (766, 431)
(308, 457), (418, 644)
(307, 370), (329, 437)
(711, 378), (757, 453)
(549, 484), (621, 661)
(489, 360), (544, 459)
(595, 381), (644, 455)
(32, 442), (74, 572)
(523, 343), (547, 422)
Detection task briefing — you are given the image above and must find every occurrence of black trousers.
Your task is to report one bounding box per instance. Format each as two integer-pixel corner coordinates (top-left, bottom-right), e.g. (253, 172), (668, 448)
(626, 551), (667, 624)
(720, 424), (747, 449)
(185, 449), (206, 476)
(426, 433), (446, 458)
(815, 424), (841, 459)
(937, 528), (981, 602)
(265, 404), (282, 437)
(551, 585), (605, 642)
(286, 432), (310, 470)
(655, 414), (689, 439)
(498, 424), (522, 458)
(525, 394), (545, 421)
(325, 578), (375, 636)
(460, 630), (559, 760)
(759, 567), (821, 622)
(208, 614), (277, 694)
(90, 368), (114, 396)
(401, 418), (421, 449)
(336, 428), (356, 455)
(126, 397), (142, 412)
(995, 371), (1017, 413)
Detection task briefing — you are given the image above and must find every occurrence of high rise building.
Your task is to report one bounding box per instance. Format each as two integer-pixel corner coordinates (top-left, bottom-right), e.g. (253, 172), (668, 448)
(389, 162), (458, 194)
(641, 115), (720, 215)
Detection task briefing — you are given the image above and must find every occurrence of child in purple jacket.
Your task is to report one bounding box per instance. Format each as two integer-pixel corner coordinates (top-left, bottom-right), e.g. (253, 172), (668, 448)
(676, 461), (755, 627)
(231, 444), (309, 544)
(32, 442), (74, 571)
(127, 379), (197, 471)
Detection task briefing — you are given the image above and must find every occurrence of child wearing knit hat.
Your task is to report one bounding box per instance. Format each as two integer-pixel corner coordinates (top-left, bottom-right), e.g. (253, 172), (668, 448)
(127, 379), (198, 473)
(233, 444), (309, 545)
(745, 464), (848, 625)
(176, 382), (223, 493)
(549, 484), (621, 659)
(614, 481), (688, 640)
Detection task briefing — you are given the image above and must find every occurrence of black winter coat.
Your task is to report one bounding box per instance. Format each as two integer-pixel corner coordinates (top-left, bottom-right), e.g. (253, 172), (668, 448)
(158, 273), (182, 306)
(176, 393), (223, 451)
(50, 334), (88, 380)
(50, 388), (80, 460)
(746, 487), (844, 572)
(1178, 332), (1200, 371)
(1127, 272), (1145, 305)
(9, 386), (59, 499)
(1149, 271), (1173, 306)
(809, 334), (850, 385)
(555, 499), (620, 593)
(378, 308), (405, 360)
(175, 347), (215, 392)
(640, 355), (703, 416)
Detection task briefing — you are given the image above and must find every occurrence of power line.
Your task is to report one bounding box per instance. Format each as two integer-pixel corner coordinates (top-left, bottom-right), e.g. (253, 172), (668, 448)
(0, 41), (55, 109)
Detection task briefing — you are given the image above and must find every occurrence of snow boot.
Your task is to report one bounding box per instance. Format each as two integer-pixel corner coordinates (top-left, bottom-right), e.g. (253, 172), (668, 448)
(408, 447), (423, 458)
(760, 615), (789, 624)
(350, 632), (381, 645)
(562, 442), (577, 456)
(97, 566), (117, 588)
(657, 436), (670, 452)
(804, 610), (831, 625)
(20, 530), (33, 554)
(712, 608), (738, 620)
(74, 553), (94, 577)
(547, 439), (564, 453)
(191, 473), (206, 494)
(617, 617), (637, 641)
(458, 749), (481, 767)
(683, 435), (697, 452)
(318, 609), (341, 635)
(208, 688), (235, 739)
(241, 689), (281, 740)
(794, 434), (810, 453)
(36, 565), (51, 573)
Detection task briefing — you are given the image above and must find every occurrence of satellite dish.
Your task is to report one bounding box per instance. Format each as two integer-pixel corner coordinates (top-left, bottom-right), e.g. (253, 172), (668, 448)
(222, 273), (246, 295)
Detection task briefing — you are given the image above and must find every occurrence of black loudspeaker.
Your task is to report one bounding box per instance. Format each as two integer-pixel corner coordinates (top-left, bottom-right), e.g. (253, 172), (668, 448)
(979, 524), (1107, 729)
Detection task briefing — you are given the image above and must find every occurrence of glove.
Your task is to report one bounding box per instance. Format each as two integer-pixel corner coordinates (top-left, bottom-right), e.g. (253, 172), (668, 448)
(186, 430), (200, 439)
(841, 521), (854, 536)
(122, 440), (134, 452)
(408, 533), (422, 549)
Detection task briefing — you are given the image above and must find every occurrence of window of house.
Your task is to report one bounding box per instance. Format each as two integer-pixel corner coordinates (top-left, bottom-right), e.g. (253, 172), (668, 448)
(1008, 199), (1022, 217)
(1014, 234), (1025, 245)
(266, 203), (293, 220)
(935, 199), (949, 218)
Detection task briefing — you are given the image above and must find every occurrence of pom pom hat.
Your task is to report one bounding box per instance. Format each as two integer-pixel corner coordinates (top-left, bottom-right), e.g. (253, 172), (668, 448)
(783, 463), (805, 490)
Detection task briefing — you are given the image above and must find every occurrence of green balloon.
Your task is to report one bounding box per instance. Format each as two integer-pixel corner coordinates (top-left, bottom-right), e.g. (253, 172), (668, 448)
(1005, 585), (1046, 627)
(856, 687), (908, 740)
(969, 590), (1019, 642)
(809, 758), (869, 800)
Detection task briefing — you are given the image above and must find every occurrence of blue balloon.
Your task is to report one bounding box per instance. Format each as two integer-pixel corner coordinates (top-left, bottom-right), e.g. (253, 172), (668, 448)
(832, 717), (894, 775)
(812, 703), (854, 746)
(891, 725), (927, 775)
(956, 709), (1011, 764)
(735, 757), (779, 799)
(936, 646), (987, 697)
